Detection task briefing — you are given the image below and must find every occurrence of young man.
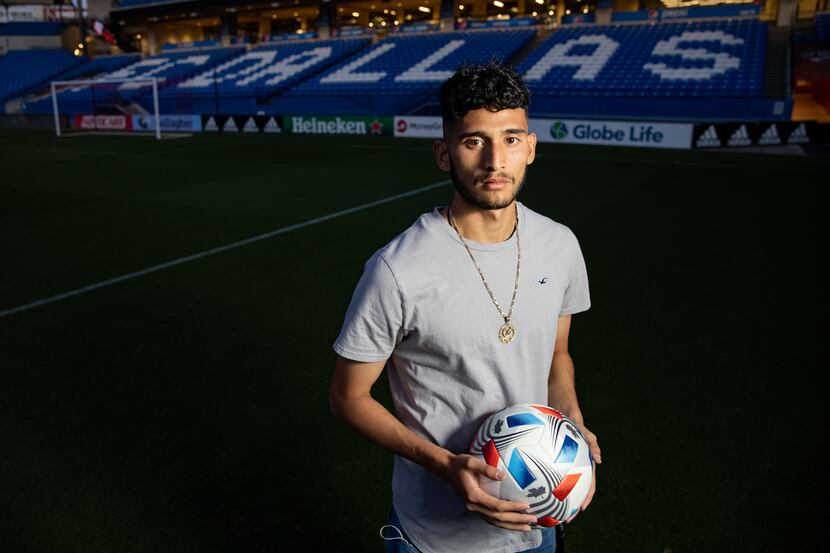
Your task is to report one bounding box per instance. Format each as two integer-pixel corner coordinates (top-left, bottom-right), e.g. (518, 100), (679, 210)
(329, 63), (601, 553)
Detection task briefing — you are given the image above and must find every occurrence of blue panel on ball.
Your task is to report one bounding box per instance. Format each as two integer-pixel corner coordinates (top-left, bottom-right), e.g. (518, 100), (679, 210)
(507, 449), (536, 489)
(554, 435), (579, 464)
(506, 413), (544, 428)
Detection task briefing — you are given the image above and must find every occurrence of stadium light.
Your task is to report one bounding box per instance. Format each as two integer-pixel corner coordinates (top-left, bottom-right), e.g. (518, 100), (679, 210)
(532, 11), (537, 16)
(535, 0), (544, 3)
(418, 6), (431, 13)
(548, 9), (554, 15)
(565, 8), (570, 14)
(369, 21), (374, 27)
(493, 0), (505, 7)
(352, 11), (359, 16)
(582, 6), (588, 12)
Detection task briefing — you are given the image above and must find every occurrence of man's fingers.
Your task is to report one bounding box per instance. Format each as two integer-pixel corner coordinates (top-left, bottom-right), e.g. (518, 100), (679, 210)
(466, 501), (537, 526)
(581, 464), (597, 511)
(488, 520), (533, 532)
(473, 490), (530, 514)
(590, 442), (602, 464)
(469, 457), (504, 481)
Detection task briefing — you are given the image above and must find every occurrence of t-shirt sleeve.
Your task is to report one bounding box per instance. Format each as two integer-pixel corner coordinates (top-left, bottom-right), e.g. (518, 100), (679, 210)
(333, 252), (404, 363)
(559, 229), (591, 316)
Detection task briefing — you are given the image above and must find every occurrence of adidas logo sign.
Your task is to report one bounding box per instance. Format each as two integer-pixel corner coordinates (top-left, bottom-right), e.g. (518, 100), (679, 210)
(787, 123), (809, 144)
(204, 116), (218, 132)
(727, 125), (752, 147)
(757, 124), (781, 146)
(263, 117), (282, 133)
(242, 117), (258, 133)
(223, 117), (239, 132)
(695, 125), (721, 148)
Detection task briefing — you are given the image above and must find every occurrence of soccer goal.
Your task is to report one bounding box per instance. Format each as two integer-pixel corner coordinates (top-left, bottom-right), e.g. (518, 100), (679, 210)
(50, 77), (186, 140)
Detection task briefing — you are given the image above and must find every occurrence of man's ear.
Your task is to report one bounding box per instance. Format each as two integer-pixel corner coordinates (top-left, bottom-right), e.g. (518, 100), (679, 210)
(526, 132), (537, 166)
(433, 139), (451, 172)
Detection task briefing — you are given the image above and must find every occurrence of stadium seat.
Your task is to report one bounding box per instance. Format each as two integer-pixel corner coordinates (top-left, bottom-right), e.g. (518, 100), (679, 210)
(516, 19), (767, 100)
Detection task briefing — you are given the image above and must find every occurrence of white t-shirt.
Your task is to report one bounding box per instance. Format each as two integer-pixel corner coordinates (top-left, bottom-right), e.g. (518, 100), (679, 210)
(334, 201), (591, 553)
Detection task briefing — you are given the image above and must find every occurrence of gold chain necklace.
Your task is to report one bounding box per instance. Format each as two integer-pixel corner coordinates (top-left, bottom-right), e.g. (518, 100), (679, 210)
(447, 206), (520, 344)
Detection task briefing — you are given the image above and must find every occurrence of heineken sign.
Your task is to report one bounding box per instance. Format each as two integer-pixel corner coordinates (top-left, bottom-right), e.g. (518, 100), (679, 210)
(288, 115), (391, 135)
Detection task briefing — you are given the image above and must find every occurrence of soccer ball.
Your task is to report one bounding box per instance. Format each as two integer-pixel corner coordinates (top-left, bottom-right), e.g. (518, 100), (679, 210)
(469, 404), (593, 527)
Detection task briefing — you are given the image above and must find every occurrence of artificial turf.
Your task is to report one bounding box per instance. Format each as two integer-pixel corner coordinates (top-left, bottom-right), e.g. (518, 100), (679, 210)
(0, 128), (825, 552)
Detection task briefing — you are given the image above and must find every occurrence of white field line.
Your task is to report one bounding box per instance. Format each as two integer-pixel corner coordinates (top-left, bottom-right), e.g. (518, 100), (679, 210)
(0, 179), (451, 319)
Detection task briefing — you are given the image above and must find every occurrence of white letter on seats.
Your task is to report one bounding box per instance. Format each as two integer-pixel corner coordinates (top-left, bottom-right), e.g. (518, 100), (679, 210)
(395, 40), (466, 82)
(118, 55), (210, 89)
(524, 35), (619, 81)
(179, 51), (277, 88)
(320, 42), (396, 83)
(643, 31), (744, 80)
(258, 47), (333, 86)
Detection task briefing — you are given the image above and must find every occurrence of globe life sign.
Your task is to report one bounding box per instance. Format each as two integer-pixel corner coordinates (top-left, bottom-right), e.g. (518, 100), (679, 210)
(530, 118), (694, 149)
(572, 122), (663, 143)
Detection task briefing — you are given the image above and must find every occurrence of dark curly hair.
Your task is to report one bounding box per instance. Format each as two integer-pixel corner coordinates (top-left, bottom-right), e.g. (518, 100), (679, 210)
(440, 62), (531, 128)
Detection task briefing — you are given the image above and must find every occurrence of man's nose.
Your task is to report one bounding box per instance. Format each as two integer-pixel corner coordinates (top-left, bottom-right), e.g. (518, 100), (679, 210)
(482, 142), (506, 171)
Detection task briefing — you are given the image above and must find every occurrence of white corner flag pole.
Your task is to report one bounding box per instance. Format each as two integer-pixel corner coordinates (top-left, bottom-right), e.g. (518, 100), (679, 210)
(51, 81), (61, 138)
(152, 77), (161, 140)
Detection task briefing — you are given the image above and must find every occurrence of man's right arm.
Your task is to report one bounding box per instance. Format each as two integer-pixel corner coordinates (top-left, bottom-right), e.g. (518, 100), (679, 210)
(329, 354), (537, 532)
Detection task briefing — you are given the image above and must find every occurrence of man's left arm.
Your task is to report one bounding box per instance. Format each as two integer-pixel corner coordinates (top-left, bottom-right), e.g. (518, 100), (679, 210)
(547, 314), (602, 513)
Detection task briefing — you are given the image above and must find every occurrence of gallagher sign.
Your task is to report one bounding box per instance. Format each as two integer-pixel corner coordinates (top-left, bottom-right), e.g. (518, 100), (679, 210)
(530, 118), (693, 149)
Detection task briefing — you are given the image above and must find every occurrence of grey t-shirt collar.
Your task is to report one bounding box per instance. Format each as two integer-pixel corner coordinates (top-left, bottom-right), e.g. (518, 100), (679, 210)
(431, 201), (525, 252)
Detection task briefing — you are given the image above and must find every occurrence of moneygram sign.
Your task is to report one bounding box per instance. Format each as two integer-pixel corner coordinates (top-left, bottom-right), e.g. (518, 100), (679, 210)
(288, 115), (390, 136)
(531, 118), (692, 149)
(394, 116), (443, 138)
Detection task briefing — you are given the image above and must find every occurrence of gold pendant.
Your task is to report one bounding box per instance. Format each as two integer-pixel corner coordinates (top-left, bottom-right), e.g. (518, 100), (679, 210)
(498, 322), (516, 344)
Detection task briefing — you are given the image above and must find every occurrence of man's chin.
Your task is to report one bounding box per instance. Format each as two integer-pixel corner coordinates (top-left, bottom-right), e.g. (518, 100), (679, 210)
(460, 187), (518, 210)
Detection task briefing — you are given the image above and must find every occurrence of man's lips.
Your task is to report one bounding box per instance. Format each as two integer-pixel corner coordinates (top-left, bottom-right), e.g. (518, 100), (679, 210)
(481, 178), (511, 189)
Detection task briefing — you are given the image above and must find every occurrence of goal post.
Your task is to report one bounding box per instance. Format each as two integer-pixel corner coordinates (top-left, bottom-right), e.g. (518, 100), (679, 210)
(51, 77), (163, 140)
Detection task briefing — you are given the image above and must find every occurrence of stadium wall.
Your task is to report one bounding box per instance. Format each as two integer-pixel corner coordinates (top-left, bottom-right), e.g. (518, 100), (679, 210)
(0, 35), (61, 53)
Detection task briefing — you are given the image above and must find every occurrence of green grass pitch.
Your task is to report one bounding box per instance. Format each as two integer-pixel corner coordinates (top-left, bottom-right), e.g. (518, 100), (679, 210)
(0, 128), (826, 552)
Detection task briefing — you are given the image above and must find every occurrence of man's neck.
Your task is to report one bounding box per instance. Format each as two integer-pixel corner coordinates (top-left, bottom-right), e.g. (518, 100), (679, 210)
(443, 195), (518, 244)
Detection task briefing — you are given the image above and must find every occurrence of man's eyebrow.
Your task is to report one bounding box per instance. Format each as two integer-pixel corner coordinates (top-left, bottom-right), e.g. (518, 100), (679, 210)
(457, 129), (528, 140)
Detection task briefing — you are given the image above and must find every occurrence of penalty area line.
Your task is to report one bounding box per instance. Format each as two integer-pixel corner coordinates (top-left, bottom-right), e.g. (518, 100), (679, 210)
(0, 179), (451, 319)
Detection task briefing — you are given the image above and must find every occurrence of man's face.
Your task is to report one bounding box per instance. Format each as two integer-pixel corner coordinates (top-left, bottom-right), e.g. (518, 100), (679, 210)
(433, 108), (537, 211)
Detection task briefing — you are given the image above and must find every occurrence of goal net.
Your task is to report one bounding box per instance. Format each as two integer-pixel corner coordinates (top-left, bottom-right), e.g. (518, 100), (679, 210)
(50, 77), (183, 140)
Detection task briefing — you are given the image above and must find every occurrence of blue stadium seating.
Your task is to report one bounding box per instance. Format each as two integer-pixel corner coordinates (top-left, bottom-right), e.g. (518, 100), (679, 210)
(516, 19), (766, 99)
(29, 47), (245, 115)
(283, 29), (535, 114)
(22, 54), (142, 114)
(0, 22), (64, 36)
(0, 49), (83, 107)
(292, 29), (535, 95)
(156, 37), (371, 114)
(816, 12), (830, 41)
